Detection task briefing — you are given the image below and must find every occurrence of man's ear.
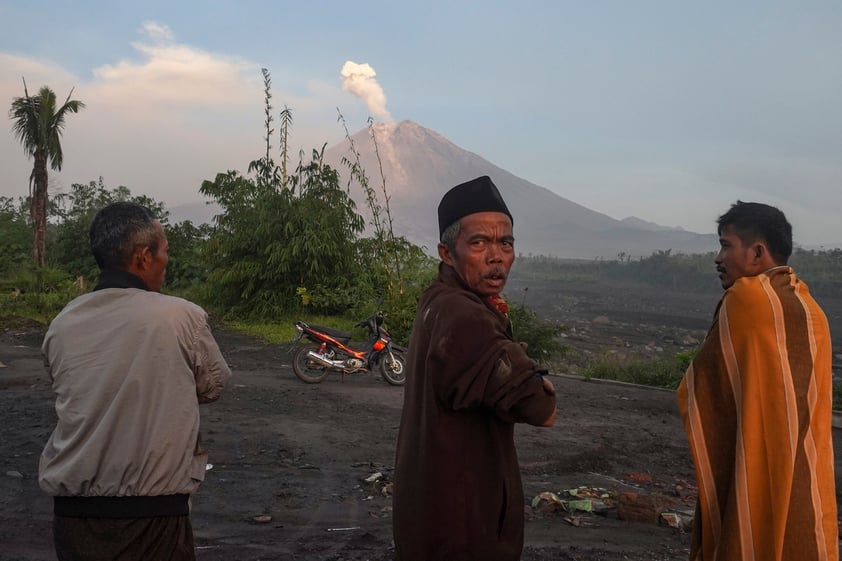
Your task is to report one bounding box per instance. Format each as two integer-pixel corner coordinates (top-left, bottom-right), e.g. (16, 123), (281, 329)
(133, 246), (152, 271)
(438, 243), (453, 266)
(751, 242), (778, 268)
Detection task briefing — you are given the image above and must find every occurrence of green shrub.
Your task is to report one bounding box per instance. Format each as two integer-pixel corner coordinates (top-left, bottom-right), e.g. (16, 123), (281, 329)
(0, 266), (86, 325)
(0, 291), (73, 326)
(581, 352), (690, 390)
(508, 302), (570, 366)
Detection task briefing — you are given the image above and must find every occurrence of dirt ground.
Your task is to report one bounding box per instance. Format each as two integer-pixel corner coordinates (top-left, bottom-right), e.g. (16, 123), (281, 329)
(2, 278), (842, 561)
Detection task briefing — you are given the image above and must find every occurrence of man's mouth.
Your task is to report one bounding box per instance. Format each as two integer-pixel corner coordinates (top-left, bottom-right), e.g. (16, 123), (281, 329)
(485, 270), (507, 284)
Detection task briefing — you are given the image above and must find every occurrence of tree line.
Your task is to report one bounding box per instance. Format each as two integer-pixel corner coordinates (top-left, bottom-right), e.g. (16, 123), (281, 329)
(514, 248), (842, 299)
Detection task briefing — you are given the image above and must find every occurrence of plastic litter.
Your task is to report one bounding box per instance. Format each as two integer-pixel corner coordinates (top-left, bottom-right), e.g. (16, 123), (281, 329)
(364, 472), (383, 483)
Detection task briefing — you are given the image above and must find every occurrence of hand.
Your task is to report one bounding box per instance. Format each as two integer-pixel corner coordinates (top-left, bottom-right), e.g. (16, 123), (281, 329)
(542, 376), (555, 396)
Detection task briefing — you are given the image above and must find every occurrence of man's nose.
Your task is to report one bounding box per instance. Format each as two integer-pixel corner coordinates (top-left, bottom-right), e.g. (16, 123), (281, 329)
(487, 244), (503, 262)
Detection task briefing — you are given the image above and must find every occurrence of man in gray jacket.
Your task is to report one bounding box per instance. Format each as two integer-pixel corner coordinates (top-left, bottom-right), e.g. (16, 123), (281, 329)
(39, 202), (231, 560)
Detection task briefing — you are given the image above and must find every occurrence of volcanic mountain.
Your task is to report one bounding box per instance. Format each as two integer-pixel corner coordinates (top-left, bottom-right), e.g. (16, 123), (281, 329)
(320, 120), (715, 259)
(172, 120), (716, 259)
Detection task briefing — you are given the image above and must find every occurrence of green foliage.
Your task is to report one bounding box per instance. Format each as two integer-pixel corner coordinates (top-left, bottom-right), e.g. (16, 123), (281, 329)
(9, 83), (86, 170)
(286, 150), (365, 280)
(673, 349), (698, 371)
(10, 266), (71, 294)
(48, 179), (167, 280)
(223, 318), (300, 344)
(0, 196), (31, 277)
(200, 146), (366, 317)
(198, 82), (433, 322)
(44, 179), (208, 289)
(165, 219), (212, 289)
(0, 266), (88, 324)
(0, 292), (65, 326)
(1, 179), (210, 328)
(512, 255), (601, 283)
(297, 279), (364, 317)
(597, 249), (720, 292)
(9, 81), (86, 268)
(790, 248), (842, 298)
(508, 302), (570, 365)
(581, 352), (691, 390)
(353, 236), (438, 343)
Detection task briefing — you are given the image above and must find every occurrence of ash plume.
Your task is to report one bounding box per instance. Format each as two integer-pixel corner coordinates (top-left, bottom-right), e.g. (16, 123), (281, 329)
(340, 60), (393, 122)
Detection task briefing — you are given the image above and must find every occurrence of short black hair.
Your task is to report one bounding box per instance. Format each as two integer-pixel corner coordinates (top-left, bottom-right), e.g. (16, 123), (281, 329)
(89, 202), (160, 271)
(717, 201), (793, 264)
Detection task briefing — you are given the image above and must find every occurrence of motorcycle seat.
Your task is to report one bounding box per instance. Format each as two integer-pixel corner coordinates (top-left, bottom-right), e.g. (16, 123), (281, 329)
(308, 324), (353, 344)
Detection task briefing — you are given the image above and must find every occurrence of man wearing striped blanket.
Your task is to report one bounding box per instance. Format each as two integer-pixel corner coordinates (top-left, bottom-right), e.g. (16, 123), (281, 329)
(677, 201), (838, 561)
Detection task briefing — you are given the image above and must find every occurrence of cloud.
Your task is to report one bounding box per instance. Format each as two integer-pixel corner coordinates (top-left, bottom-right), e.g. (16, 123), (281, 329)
(89, 27), (261, 111)
(140, 21), (175, 43)
(0, 53), (79, 94)
(340, 61), (393, 123)
(1, 22), (346, 208)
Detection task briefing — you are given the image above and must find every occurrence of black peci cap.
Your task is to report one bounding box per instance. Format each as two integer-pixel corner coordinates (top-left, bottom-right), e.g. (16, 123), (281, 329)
(437, 176), (513, 237)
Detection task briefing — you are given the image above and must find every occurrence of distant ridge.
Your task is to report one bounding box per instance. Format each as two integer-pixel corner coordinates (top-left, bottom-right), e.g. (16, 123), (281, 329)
(620, 216), (685, 232)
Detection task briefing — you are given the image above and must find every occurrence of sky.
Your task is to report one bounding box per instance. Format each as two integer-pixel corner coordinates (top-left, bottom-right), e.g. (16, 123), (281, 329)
(2, 0), (841, 247)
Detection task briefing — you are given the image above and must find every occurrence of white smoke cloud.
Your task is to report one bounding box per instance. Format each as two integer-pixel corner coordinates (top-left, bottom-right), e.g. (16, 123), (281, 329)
(340, 60), (393, 122)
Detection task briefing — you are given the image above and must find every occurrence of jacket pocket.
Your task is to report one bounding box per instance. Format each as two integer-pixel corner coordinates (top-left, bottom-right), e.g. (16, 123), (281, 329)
(190, 450), (208, 483)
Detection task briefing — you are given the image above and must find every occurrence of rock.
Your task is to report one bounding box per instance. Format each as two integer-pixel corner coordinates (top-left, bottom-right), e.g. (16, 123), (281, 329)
(627, 472), (653, 484)
(617, 492), (675, 524)
(659, 509), (694, 531)
(6, 470), (23, 478)
(592, 315), (610, 324)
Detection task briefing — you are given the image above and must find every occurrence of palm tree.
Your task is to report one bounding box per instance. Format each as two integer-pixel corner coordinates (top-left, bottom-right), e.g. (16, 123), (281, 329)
(9, 79), (85, 268)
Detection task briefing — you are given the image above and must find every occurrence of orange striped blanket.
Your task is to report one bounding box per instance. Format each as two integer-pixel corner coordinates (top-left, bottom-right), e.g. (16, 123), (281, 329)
(677, 266), (838, 561)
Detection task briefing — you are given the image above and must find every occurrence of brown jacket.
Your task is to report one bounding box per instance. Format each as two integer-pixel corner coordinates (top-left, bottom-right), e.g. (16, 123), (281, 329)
(393, 263), (556, 561)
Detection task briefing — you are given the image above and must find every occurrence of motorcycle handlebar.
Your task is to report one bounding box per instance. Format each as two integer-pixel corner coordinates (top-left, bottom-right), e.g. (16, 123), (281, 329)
(355, 312), (385, 330)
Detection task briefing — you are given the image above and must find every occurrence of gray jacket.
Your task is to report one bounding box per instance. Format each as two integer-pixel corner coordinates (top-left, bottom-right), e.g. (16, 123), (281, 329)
(39, 288), (231, 498)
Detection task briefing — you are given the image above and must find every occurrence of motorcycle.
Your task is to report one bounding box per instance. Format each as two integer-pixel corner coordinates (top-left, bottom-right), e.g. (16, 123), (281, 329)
(290, 311), (407, 386)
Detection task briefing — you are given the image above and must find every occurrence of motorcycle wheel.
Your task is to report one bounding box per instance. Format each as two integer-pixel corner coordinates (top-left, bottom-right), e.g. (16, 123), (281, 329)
(292, 344), (330, 384)
(380, 350), (407, 386)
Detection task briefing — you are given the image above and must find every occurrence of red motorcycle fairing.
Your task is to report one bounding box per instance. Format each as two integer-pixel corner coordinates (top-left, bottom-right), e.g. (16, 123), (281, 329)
(298, 322), (367, 360)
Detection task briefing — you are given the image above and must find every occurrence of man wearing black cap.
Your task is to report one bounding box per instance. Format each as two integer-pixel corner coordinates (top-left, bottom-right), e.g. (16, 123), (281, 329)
(393, 176), (558, 561)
